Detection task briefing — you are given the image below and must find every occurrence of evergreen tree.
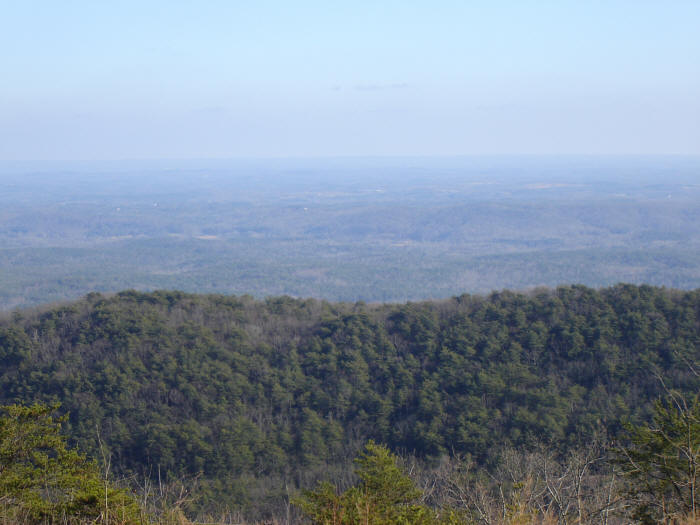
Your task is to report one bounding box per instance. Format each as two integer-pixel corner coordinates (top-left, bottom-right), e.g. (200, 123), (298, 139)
(296, 441), (457, 524)
(0, 403), (141, 524)
(616, 392), (700, 523)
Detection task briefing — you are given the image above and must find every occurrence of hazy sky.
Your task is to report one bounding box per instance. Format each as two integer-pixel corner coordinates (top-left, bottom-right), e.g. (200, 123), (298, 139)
(2, 1), (699, 159)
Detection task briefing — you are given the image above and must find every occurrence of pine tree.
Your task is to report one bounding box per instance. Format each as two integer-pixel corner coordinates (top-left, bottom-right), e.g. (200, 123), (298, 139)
(0, 403), (142, 524)
(616, 392), (699, 523)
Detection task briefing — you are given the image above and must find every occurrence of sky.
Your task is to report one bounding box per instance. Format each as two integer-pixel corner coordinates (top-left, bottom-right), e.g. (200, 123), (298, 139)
(1, 1), (699, 160)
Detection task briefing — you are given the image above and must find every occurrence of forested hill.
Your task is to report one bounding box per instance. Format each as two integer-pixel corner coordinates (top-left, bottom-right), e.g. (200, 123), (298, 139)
(1, 285), (698, 512)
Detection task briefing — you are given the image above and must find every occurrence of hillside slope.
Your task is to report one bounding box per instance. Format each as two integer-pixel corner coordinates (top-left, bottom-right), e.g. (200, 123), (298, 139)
(0, 285), (698, 513)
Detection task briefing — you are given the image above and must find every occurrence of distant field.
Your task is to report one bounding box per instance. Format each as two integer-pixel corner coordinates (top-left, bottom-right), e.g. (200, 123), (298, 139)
(1, 156), (699, 309)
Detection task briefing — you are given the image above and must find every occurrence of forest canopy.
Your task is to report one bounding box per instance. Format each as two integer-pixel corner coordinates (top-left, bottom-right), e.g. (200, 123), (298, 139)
(0, 284), (698, 518)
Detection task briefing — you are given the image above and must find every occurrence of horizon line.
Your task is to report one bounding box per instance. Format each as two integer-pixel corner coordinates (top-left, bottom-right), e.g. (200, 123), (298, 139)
(2, 152), (700, 164)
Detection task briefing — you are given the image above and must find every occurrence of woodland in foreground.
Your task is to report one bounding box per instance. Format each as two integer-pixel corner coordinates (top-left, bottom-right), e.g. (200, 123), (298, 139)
(0, 284), (699, 523)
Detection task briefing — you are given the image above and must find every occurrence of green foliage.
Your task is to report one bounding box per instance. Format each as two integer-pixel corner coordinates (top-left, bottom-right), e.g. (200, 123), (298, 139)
(296, 441), (455, 524)
(0, 402), (142, 524)
(616, 392), (700, 523)
(0, 285), (698, 519)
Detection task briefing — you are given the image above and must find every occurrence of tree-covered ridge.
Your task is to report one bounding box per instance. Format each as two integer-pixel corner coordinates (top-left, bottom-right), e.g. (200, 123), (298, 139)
(0, 285), (698, 514)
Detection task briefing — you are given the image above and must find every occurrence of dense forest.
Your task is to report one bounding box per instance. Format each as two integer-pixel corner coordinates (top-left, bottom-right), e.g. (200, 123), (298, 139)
(0, 284), (699, 521)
